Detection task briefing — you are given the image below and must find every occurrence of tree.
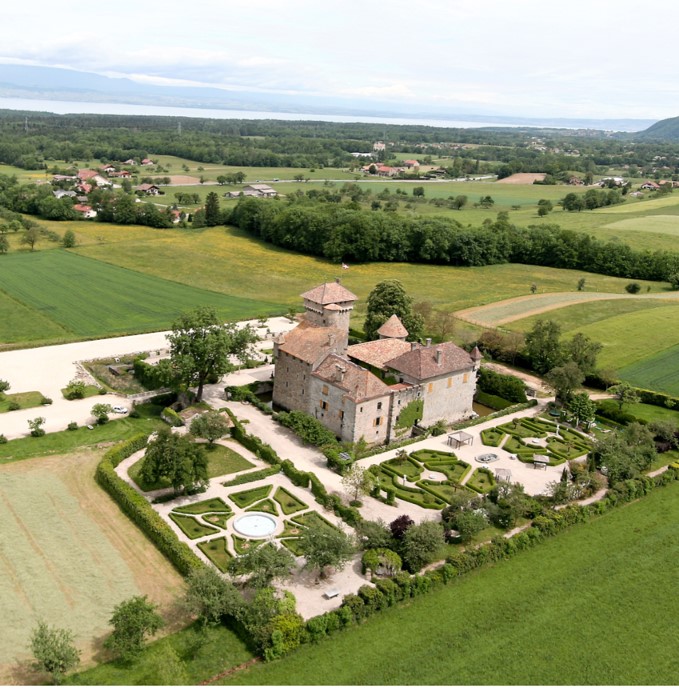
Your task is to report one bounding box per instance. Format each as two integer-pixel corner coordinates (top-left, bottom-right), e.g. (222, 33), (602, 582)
(183, 567), (244, 627)
(546, 361), (584, 403)
(299, 524), (355, 579)
(141, 427), (208, 495)
(0, 234), (8, 254)
(567, 392), (597, 428)
(537, 199), (553, 216)
(21, 226), (40, 251)
(91, 403), (112, 424)
(566, 332), (602, 375)
(625, 282), (641, 294)
(189, 410), (230, 444)
(166, 307), (257, 401)
(30, 621), (80, 685)
(228, 542), (296, 589)
(204, 191), (221, 227)
(431, 309), (456, 341)
(341, 464), (375, 504)
(525, 319), (564, 374)
(451, 194), (468, 210)
(390, 514), (415, 541)
(592, 423), (656, 483)
(609, 382), (640, 411)
(479, 195), (494, 208)
(104, 595), (164, 660)
(363, 279), (424, 341)
(399, 521), (444, 572)
(577, 277), (586, 291)
(454, 509), (489, 543)
(486, 480), (531, 529)
(62, 230), (76, 248)
(28, 416), (46, 437)
(412, 186), (425, 197)
(355, 519), (393, 550)
(0, 379), (9, 397)
(146, 641), (188, 686)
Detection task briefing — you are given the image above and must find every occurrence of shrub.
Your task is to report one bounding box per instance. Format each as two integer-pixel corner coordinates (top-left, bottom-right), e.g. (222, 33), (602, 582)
(277, 410), (340, 449)
(67, 422), (78, 431)
(0, 434), (6, 443)
(161, 407), (184, 427)
(40, 397), (52, 405)
(625, 282), (641, 294)
(8, 401), (20, 411)
(477, 367), (527, 403)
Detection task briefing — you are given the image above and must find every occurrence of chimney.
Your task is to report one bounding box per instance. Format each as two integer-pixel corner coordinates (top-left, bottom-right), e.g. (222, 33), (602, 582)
(436, 349), (443, 365)
(426, 338), (432, 347)
(411, 341), (418, 351)
(335, 363), (346, 382)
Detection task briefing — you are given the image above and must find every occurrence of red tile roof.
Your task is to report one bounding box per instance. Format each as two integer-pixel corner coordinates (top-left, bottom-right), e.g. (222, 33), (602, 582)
(301, 280), (357, 305)
(385, 341), (474, 380)
(377, 315), (408, 339)
(313, 354), (390, 402)
(347, 338), (411, 371)
(276, 321), (345, 364)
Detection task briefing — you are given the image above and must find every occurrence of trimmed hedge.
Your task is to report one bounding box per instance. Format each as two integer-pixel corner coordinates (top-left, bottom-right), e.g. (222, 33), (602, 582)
(222, 465), (281, 487)
(161, 406), (184, 427)
(477, 367), (528, 404)
(95, 434), (205, 576)
(449, 400), (538, 432)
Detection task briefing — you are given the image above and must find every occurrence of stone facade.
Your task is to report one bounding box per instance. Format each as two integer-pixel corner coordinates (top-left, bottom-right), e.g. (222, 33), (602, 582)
(272, 281), (481, 445)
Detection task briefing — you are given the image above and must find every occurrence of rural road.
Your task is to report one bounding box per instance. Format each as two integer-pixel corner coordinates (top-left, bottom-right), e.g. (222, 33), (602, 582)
(0, 316), (296, 440)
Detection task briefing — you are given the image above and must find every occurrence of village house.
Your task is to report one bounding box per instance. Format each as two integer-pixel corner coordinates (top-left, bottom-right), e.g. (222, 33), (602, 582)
(136, 183), (162, 195)
(640, 181), (661, 191)
(73, 203), (97, 218)
(141, 158), (155, 166)
(272, 280), (481, 445)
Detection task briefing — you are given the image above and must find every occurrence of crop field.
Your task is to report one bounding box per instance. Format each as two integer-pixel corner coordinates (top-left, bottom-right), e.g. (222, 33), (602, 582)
(222, 481), (679, 686)
(0, 250), (286, 344)
(617, 343), (679, 396)
(0, 450), (184, 683)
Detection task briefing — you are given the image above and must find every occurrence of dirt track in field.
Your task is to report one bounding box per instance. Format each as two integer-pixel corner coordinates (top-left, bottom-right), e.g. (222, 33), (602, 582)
(0, 451), (187, 684)
(496, 172), (546, 184)
(455, 291), (679, 328)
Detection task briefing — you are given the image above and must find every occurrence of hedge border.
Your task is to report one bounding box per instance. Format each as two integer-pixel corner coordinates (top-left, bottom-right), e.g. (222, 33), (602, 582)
(95, 433), (205, 576)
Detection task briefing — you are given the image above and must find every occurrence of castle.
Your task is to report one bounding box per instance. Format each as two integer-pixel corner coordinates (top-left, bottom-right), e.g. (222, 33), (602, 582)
(272, 279), (481, 445)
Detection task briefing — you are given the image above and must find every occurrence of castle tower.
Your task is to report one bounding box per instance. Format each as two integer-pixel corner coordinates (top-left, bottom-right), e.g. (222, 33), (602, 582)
(300, 278), (357, 334)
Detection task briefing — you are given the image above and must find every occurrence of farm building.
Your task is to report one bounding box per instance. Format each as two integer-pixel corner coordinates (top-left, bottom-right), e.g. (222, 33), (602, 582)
(136, 183), (162, 195)
(272, 280), (481, 445)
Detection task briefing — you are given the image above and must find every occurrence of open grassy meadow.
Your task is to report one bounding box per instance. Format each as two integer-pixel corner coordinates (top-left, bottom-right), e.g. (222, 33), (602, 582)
(0, 249), (285, 345)
(0, 450), (185, 684)
(617, 343), (679, 396)
(220, 481), (679, 686)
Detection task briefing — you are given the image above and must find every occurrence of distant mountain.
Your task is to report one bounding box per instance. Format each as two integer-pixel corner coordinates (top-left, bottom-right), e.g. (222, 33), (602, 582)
(0, 64), (658, 132)
(637, 115), (679, 140)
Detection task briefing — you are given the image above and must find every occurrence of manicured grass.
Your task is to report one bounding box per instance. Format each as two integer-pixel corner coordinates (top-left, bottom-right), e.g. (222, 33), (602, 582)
(203, 443), (254, 477)
(0, 390), (45, 413)
(221, 482), (679, 686)
(272, 486), (308, 515)
(232, 535), (263, 554)
(173, 497), (233, 515)
(197, 537), (233, 572)
(290, 511), (339, 531)
(0, 413), (162, 464)
(601, 400), (679, 425)
(245, 498), (278, 515)
(0, 249), (286, 345)
(67, 622), (252, 685)
(60, 384), (104, 400)
(382, 454), (423, 479)
(466, 467), (496, 493)
(480, 427), (506, 446)
(228, 484), (272, 508)
(169, 513), (221, 539)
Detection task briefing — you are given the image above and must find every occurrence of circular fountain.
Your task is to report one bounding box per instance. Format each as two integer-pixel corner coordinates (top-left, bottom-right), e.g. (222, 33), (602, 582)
(232, 512), (278, 538)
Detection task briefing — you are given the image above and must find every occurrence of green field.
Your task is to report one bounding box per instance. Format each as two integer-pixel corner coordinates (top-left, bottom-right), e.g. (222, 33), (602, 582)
(617, 344), (679, 396)
(0, 250), (285, 345)
(221, 482), (679, 686)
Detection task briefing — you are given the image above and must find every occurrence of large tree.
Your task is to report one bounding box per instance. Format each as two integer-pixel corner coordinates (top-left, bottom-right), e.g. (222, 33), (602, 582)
(204, 191), (221, 226)
(591, 423), (656, 483)
(525, 319), (564, 374)
(30, 621), (80, 685)
(363, 279), (424, 341)
(228, 542), (296, 589)
(183, 568), (244, 627)
(546, 361), (584, 403)
(399, 520), (445, 572)
(104, 595), (164, 660)
(140, 427), (208, 495)
(299, 524), (355, 580)
(566, 332), (603, 375)
(189, 410), (230, 444)
(568, 392), (597, 428)
(166, 307), (257, 401)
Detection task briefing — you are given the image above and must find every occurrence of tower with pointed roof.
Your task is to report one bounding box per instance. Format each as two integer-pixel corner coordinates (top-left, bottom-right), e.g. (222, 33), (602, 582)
(301, 278), (356, 335)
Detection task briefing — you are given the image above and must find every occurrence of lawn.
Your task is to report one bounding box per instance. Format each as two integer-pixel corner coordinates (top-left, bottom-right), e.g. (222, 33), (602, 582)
(0, 408), (162, 465)
(0, 390), (45, 413)
(221, 481), (679, 686)
(0, 249), (286, 345)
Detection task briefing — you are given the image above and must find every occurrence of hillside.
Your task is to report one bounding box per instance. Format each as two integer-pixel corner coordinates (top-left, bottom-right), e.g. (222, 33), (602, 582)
(638, 115), (679, 140)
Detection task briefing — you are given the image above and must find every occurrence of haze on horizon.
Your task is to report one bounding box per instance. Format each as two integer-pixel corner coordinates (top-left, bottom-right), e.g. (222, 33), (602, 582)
(2, 0), (678, 121)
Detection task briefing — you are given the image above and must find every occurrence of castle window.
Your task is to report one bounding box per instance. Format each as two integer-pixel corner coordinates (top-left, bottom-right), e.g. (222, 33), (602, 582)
(447, 377), (453, 388)
(463, 373), (469, 383)
(320, 400), (328, 410)
(377, 402), (382, 410)
(339, 410), (344, 420)
(374, 416), (382, 427)
(322, 385), (329, 395)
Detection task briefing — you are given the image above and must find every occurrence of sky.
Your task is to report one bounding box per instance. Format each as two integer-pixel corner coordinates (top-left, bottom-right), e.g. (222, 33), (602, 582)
(2, 0), (678, 120)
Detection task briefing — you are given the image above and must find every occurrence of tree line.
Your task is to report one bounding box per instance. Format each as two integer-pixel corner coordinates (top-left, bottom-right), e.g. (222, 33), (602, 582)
(228, 197), (679, 282)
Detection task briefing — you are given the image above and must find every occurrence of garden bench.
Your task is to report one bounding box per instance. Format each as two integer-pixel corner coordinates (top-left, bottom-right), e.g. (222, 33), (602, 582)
(324, 588), (341, 599)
